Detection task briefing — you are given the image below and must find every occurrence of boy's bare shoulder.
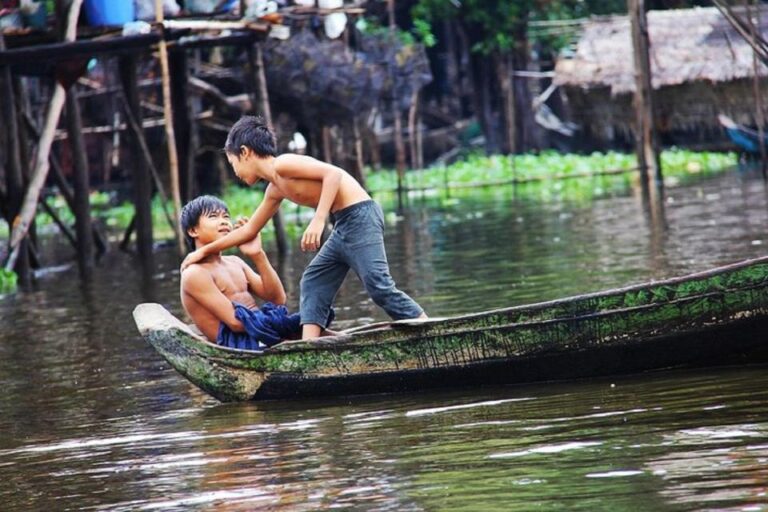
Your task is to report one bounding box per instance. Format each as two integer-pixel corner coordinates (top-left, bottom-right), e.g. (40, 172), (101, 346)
(274, 153), (314, 170)
(180, 263), (212, 287)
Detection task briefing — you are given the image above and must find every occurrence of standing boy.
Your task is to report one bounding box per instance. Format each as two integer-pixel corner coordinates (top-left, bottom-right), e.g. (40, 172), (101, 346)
(181, 116), (426, 339)
(180, 195), (302, 350)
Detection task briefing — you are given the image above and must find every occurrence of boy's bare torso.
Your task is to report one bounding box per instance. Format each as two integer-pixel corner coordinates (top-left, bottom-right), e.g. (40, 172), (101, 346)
(181, 256), (256, 341)
(270, 154), (370, 211)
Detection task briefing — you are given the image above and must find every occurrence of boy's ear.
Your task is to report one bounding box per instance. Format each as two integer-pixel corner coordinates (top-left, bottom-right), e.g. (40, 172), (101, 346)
(239, 145), (250, 159)
(187, 226), (199, 240)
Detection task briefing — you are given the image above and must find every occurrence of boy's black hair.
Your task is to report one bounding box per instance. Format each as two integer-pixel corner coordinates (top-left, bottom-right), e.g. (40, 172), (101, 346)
(224, 115), (277, 158)
(180, 195), (229, 252)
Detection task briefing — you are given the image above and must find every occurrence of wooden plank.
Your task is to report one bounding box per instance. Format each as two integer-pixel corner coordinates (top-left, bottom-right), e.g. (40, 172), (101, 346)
(0, 33), (160, 67)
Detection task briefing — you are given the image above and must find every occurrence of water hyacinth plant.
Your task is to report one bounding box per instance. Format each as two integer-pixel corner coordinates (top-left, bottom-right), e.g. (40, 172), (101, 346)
(0, 269), (17, 295)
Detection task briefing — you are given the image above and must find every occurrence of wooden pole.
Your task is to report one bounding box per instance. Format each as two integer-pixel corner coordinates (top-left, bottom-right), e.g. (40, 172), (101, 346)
(747, 0), (767, 179)
(155, 0), (186, 256)
(119, 54), (153, 264)
(5, 0), (82, 273)
(0, 34), (31, 284)
(250, 42), (288, 256)
(119, 96), (178, 235)
(628, 0), (662, 188)
(387, 0), (407, 194)
(353, 118), (367, 187)
(496, 52), (517, 155)
(408, 89), (419, 169)
(65, 88), (95, 278)
(169, 50), (196, 202)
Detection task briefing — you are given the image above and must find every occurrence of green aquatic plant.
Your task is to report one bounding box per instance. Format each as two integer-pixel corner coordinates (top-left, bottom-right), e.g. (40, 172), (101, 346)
(0, 269), (17, 295)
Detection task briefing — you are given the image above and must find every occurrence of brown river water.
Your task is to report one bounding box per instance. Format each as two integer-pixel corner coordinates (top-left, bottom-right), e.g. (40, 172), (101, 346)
(0, 167), (767, 510)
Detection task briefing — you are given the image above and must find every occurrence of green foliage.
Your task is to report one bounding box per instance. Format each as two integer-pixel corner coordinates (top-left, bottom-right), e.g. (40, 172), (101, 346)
(0, 269), (17, 295)
(412, 0), (627, 53)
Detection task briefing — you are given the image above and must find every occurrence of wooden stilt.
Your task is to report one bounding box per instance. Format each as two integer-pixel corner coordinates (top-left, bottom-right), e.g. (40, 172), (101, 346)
(119, 54), (153, 264)
(0, 34), (31, 284)
(747, 0), (767, 179)
(170, 49), (196, 202)
(120, 95), (178, 234)
(322, 125), (333, 164)
(353, 118), (367, 188)
(628, 0), (662, 188)
(155, 0), (185, 256)
(408, 89), (419, 169)
(248, 42), (288, 255)
(65, 88), (95, 278)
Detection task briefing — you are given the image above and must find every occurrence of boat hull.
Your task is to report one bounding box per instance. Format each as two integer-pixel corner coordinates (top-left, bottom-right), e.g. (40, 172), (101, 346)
(134, 256), (768, 402)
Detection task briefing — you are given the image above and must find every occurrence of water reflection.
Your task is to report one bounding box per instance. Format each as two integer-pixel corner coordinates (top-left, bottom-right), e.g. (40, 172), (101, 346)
(1, 167), (767, 510)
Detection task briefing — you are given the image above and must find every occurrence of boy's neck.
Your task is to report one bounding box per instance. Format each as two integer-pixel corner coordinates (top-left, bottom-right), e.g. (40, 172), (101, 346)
(255, 155), (277, 183)
(193, 247), (222, 262)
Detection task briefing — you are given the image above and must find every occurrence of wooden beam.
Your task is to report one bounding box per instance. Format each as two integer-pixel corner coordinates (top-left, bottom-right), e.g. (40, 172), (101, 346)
(0, 33), (160, 67)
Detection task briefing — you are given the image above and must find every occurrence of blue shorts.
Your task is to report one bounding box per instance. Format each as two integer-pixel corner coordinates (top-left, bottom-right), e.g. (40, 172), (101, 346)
(217, 302), (301, 351)
(300, 200), (424, 327)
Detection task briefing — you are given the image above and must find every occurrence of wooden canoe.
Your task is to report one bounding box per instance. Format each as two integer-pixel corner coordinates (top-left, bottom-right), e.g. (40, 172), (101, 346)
(133, 256), (768, 402)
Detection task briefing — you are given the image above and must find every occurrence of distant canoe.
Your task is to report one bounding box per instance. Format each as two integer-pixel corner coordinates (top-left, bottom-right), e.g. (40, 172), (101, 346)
(718, 114), (768, 154)
(133, 256), (768, 402)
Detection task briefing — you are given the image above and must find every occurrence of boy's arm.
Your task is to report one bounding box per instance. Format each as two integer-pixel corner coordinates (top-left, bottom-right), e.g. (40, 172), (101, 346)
(180, 186), (283, 270)
(181, 266), (245, 333)
(275, 154), (342, 251)
(237, 233), (287, 305)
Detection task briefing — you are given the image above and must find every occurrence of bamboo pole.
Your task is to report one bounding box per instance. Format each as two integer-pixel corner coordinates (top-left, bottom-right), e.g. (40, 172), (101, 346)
(5, 0), (83, 273)
(628, 0), (662, 189)
(156, 0), (186, 256)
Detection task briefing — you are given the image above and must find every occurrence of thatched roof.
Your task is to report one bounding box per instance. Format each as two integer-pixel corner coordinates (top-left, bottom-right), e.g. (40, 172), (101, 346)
(554, 6), (768, 95)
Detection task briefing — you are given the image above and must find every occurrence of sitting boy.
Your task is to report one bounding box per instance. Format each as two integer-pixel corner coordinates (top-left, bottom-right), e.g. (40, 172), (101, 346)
(179, 195), (301, 351)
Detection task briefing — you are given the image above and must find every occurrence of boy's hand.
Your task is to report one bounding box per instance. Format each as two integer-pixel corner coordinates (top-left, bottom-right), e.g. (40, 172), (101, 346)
(238, 232), (264, 258)
(181, 248), (206, 271)
(301, 217), (325, 252)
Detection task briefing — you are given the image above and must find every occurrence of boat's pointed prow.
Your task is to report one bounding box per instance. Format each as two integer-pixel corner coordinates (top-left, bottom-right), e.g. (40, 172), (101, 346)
(133, 303), (174, 335)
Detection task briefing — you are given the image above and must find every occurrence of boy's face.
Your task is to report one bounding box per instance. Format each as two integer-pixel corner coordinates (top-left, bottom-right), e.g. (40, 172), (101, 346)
(188, 208), (232, 248)
(227, 148), (260, 185)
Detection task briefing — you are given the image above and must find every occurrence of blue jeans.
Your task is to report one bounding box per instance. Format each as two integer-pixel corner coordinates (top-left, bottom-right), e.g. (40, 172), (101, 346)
(300, 200), (424, 327)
